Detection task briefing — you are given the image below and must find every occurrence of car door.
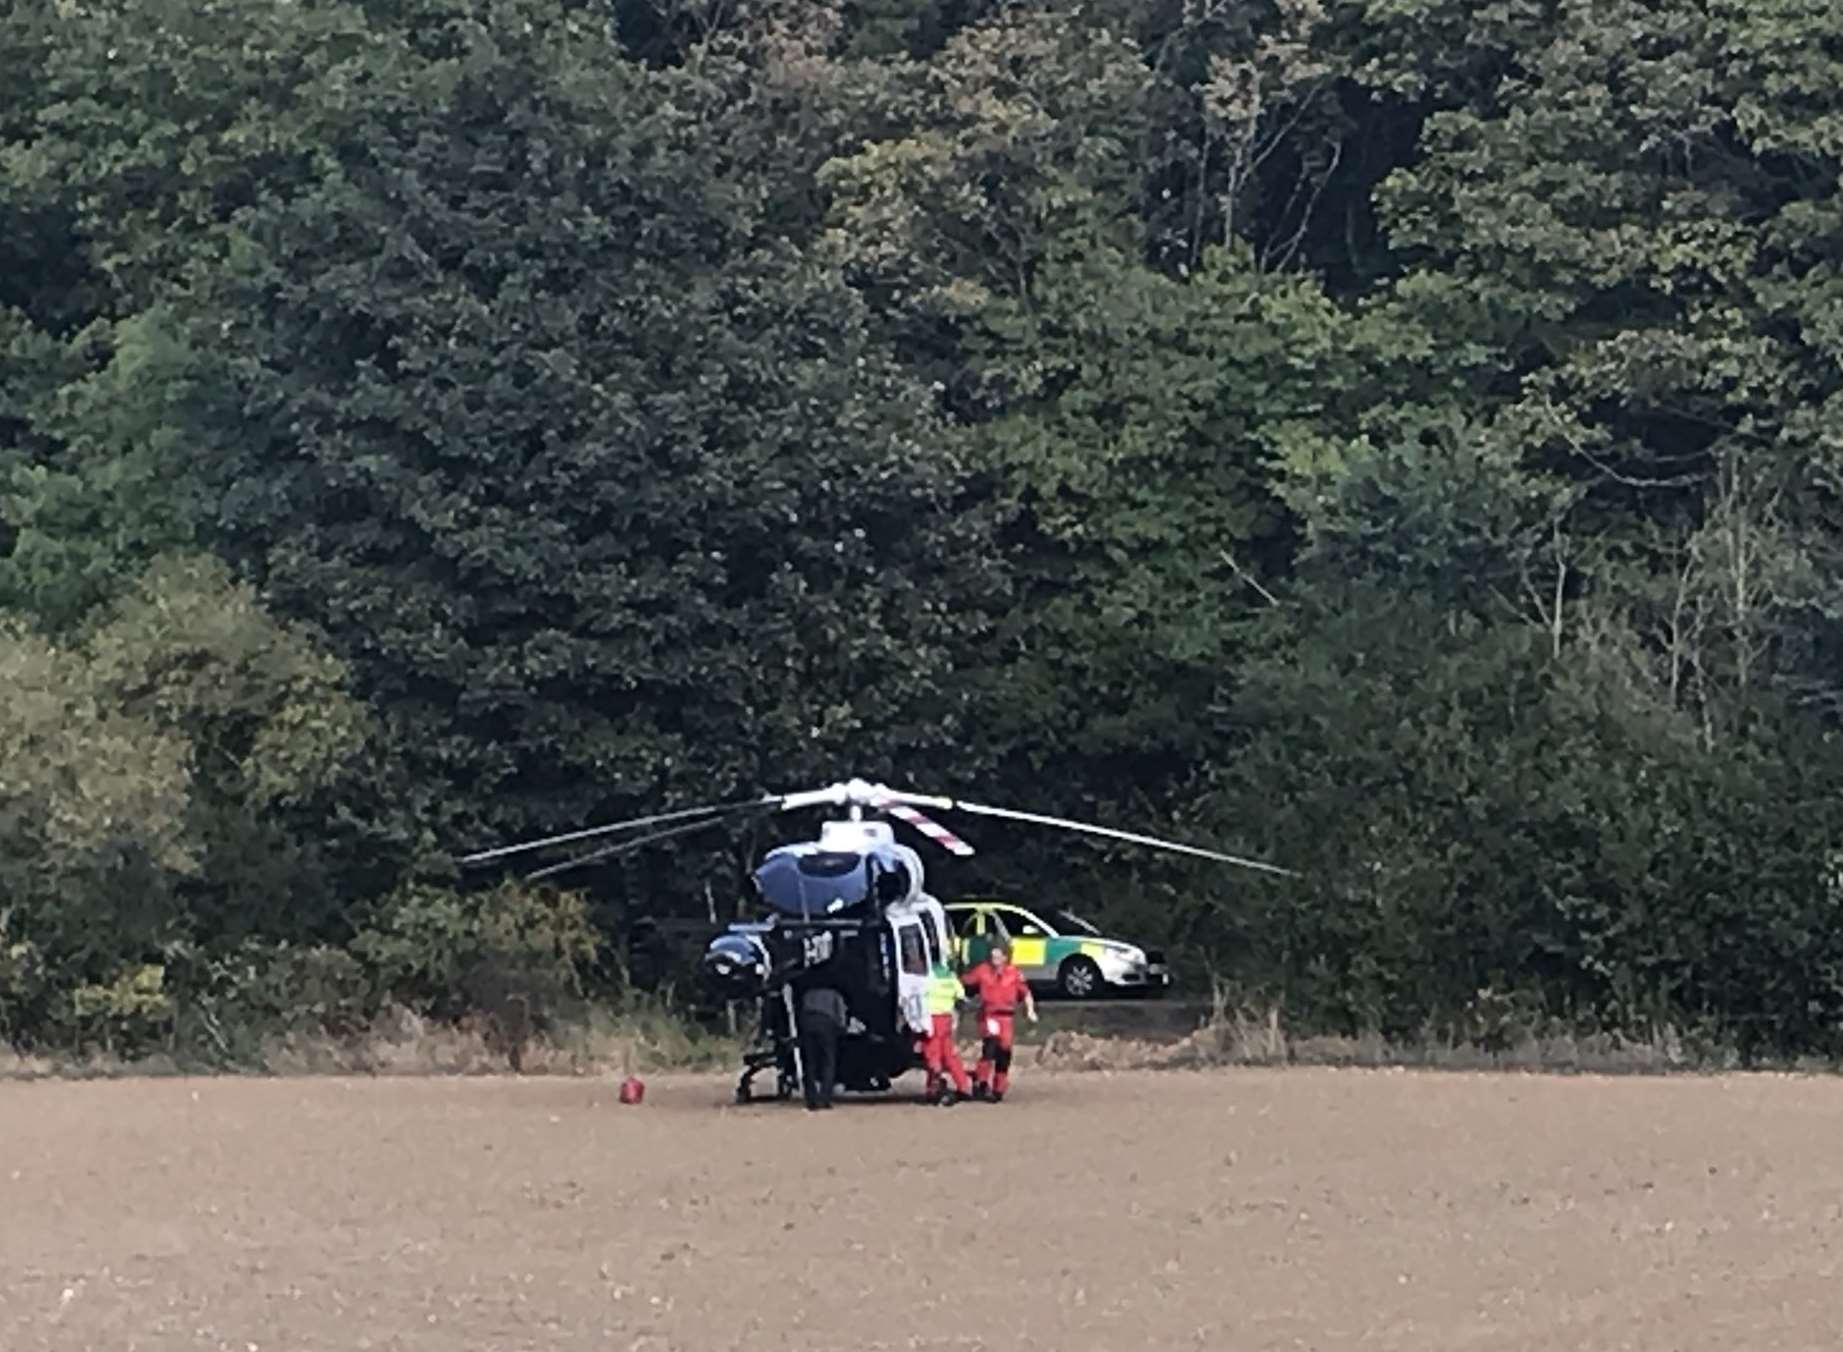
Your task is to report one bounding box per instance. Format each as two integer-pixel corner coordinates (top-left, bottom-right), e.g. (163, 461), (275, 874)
(990, 905), (1053, 983)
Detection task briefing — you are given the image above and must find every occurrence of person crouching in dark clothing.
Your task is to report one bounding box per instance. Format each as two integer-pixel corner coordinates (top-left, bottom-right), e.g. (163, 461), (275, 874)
(798, 985), (846, 1110)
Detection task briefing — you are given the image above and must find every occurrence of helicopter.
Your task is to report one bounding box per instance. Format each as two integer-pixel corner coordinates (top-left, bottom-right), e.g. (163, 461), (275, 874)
(459, 777), (1292, 1105)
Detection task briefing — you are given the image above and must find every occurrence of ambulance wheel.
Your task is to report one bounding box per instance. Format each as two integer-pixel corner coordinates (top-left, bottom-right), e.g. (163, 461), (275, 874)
(1058, 956), (1102, 999)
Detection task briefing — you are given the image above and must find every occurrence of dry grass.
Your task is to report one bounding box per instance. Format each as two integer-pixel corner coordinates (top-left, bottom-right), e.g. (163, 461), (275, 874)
(7, 982), (1828, 1082)
(0, 1045), (58, 1079)
(260, 1001), (746, 1077)
(1029, 982), (1786, 1076)
(0, 998), (745, 1081)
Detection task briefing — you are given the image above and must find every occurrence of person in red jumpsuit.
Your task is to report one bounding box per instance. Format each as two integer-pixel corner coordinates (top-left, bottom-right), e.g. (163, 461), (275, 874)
(920, 959), (972, 1105)
(960, 938), (1037, 1102)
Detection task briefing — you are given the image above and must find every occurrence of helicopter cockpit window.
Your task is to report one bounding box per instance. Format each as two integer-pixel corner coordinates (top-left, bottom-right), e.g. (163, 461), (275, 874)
(919, 911), (944, 963)
(797, 852), (864, 877)
(874, 862), (911, 903)
(755, 851), (875, 917)
(897, 924), (927, 976)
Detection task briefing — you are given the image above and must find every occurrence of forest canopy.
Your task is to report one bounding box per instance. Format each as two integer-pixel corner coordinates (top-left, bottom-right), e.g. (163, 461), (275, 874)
(5, 0), (1843, 1062)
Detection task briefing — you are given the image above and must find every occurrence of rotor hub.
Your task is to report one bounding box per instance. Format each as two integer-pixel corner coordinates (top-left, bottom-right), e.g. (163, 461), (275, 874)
(817, 818), (897, 851)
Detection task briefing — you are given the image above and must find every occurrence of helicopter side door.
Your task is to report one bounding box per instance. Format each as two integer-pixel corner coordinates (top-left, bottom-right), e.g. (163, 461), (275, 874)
(892, 918), (931, 1036)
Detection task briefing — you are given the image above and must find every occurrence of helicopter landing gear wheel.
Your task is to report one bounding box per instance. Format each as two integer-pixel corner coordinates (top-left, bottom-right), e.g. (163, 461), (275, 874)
(1059, 955), (1102, 1000)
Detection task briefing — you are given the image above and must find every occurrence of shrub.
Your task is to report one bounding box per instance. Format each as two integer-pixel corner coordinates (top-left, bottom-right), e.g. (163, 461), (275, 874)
(353, 880), (599, 1068)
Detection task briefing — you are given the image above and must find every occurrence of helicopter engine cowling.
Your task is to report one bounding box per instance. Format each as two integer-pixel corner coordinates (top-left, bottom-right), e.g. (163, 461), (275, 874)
(701, 932), (770, 999)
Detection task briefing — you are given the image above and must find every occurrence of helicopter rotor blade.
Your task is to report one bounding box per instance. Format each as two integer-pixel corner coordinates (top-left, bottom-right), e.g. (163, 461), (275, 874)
(458, 779), (882, 871)
(941, 799), (1296, 877)
(523, 811), (760, 883)
(881, 802), (976, 857)
(459, 775), (1289, 877)
(864, 785), (956, 812)
(776, 780), (888, 812)
(458, 794), (784, 866)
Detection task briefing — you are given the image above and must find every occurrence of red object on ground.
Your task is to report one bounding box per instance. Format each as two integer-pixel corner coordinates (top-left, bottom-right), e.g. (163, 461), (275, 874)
(617, 1076), (645, 1105)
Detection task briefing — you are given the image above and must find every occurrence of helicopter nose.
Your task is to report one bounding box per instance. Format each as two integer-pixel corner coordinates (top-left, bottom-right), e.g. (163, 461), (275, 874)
(701, 933), (767, 998)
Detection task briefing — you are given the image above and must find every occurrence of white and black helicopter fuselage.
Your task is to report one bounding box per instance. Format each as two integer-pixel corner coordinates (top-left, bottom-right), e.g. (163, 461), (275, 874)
(704, 818), (952, 1102)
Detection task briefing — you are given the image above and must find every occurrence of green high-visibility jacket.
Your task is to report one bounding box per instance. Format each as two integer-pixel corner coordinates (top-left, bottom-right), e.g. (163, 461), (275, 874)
(925, 967), (961, 1017)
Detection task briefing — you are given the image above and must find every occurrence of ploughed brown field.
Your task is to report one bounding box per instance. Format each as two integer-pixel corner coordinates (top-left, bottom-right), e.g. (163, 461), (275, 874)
(5, 1066), (1840, 1351)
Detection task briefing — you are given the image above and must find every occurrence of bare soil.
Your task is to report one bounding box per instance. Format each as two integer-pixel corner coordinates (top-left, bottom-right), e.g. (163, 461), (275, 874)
(4, 1066), (1841, 1351)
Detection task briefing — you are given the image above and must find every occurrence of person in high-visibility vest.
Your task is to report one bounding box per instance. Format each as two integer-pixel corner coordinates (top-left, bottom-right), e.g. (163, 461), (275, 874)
(961, 937), (1037, 1102)
(920, 959), (972, 1105)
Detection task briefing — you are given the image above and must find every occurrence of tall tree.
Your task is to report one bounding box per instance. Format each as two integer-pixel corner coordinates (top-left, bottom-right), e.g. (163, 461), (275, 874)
(27, 0), (1014, 875)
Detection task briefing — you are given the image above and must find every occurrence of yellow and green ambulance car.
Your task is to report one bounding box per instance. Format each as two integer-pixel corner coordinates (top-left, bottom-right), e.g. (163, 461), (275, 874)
(943, 898), (1171, 999)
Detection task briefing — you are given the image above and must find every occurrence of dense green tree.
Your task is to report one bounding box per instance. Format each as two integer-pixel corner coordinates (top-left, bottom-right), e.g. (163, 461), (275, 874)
(102, 0), (1010, 869)
(1369, 0), (1843, 737)
(1207, 578), (1843, 1054)
(821, 9), (1152, 312)
(84, 554), (383, 942)
(970, 244), (1347, 775)
(0, 310), (200, 630)
(0, 554), (379, 1050)
(818, 4), (1157, 414)
(0, 621), (194, 982)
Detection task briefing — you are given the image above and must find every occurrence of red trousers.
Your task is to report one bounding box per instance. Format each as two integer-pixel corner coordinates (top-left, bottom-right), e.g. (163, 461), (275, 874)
(922, 1013), (971, 1096)
(975, 1012), (1017, 1094)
